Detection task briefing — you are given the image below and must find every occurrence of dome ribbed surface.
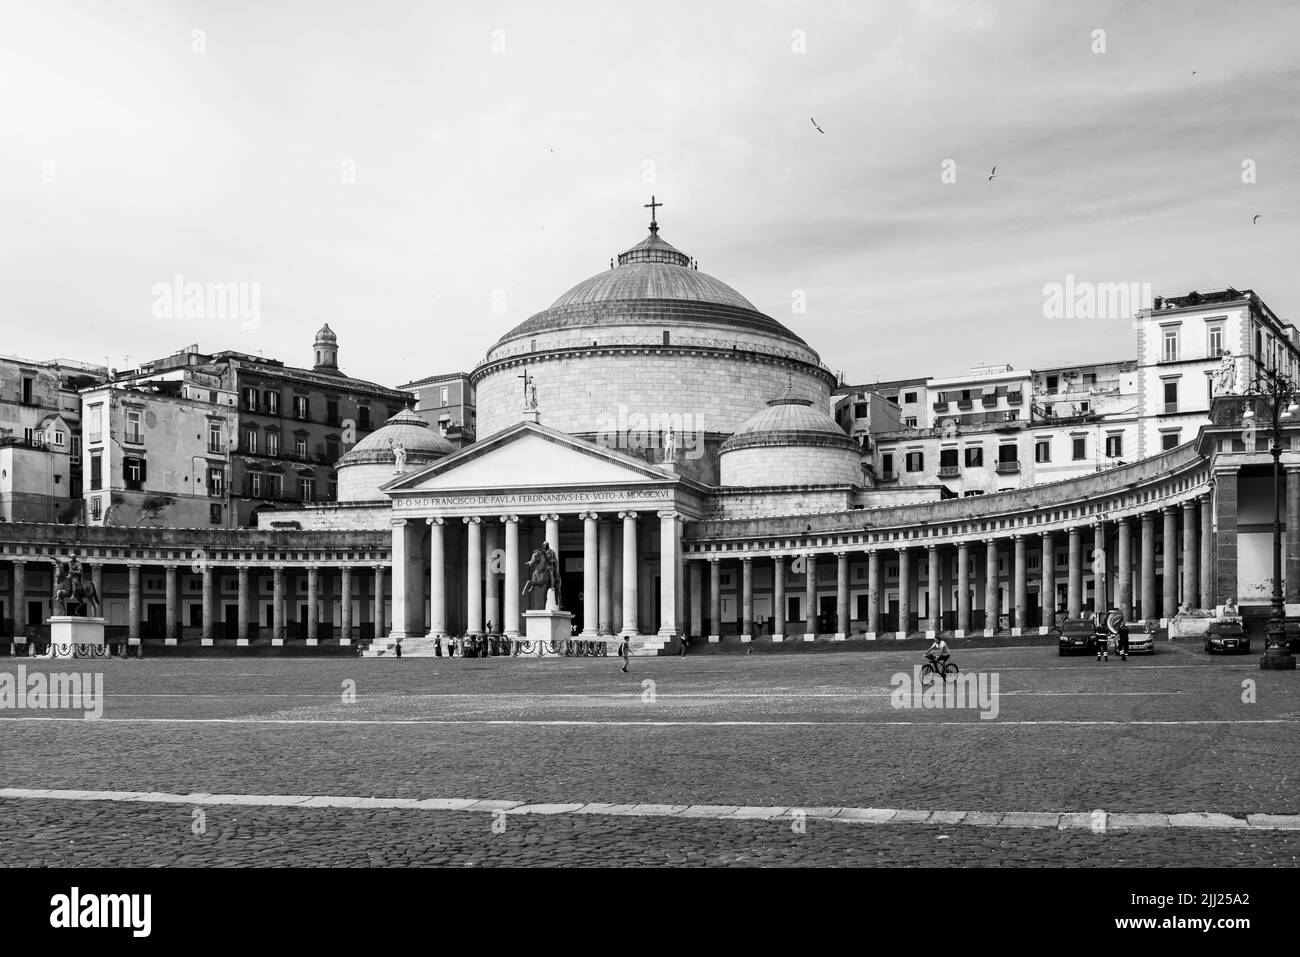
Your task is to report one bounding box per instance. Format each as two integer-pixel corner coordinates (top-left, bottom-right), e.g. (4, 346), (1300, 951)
(721, 392), (859, 453)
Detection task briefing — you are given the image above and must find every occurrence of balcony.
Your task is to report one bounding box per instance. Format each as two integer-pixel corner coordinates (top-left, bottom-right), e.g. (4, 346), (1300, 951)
(932, 400), (949, 412)
(1006, 391), (1023, 405)
(995, 460), (1021, 474)
(880, 471), (899, 483)
(981, 394), (998, 408)
(938, 465), (959, 478)
(956, 399), (973, 410)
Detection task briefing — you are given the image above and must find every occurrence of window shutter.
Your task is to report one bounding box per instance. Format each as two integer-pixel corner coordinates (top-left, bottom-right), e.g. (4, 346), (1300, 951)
(139, 458), (147, 482)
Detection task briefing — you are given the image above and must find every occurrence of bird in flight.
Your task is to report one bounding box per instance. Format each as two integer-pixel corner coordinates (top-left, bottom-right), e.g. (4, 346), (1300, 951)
(988, 166), (997, 181)
(1253, 214), (1261, 224)
(810, 117), (825, 133)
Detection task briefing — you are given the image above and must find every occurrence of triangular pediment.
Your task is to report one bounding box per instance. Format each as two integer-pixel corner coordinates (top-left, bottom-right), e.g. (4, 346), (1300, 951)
(384, 422), (675, 494)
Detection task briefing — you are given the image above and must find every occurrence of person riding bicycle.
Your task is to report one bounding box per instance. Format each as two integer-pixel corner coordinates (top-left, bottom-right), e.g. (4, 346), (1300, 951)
(925, 636), (951, 672)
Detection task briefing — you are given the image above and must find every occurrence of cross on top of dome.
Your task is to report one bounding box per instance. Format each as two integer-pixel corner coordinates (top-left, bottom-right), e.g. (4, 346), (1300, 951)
(644, 194), (663, 232)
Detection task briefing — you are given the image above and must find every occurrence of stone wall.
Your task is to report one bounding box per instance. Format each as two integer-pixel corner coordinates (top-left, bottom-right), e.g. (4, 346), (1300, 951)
(720, 444), (861, 489)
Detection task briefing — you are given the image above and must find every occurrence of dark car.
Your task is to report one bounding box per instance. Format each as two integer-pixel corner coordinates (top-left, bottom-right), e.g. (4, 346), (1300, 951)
(1057, 618), (1098, 656)
(1204, 620), (1250, 654)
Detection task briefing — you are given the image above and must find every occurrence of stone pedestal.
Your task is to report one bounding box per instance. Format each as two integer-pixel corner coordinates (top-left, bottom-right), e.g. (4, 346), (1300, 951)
(523, 609), (574, 646)
(48, 617), (106, 658)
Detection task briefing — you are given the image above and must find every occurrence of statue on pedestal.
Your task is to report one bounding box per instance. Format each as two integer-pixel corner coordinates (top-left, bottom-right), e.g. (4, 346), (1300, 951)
(522, 540), (562, 608)
(663, 426), (677, 464)
(1212, 352), (1238, 395)
(390, 439), (407, 473)
(53, 556), (100, 617)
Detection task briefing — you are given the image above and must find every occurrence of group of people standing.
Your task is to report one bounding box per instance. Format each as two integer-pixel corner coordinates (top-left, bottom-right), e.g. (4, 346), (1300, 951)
(1095, 610), (1130, 662)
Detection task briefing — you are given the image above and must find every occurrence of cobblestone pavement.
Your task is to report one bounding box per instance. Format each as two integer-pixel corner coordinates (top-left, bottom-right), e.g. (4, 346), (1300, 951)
(2, 642), (1297, 865)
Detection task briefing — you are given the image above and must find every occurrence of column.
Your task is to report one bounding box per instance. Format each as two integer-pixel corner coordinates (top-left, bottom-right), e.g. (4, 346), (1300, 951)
(1039, 532), (1053, 630)
(984, 540), (999, 634)
(658, 510), (678, 638)
(201, 564), (214, 642)
(465, 516), (483, 635)
(707, 556), (720, 639)
(580, 511), (600, 637)
(926, 545), (940, 636)
(1183, 500), (1199, 609)
(272, 566), (284, 643)
(427, 518), (446, 638)
(741, 556), (755, 639)
(1162, 506), (1178, 618)
(340, 566), (353, 643)
(1213, 468), (1238, 614)
(127, 563), (141, 642)
(690, 560), (704, 637)
(373, 564), (386, 638)
(236, 566), (250, 642)
(164, 564), (179, 641)
(773, 556), (786, 639)
(620, 511), (638, 636)
(1140, 512), (1156, 621)
(542, 514), (560, 567)
(92, 564), (104, 613)
(12, 561), (25, 637)
(957, 543), (971, 634)
(1067, 527), (1082, 618)
(1013, 536), (1027, 633)
(867, 550), (881, 635)
(1093, 522), (1106, 617)
(598, 519), (613, 635)
(484, 523), (500, 633)
(306, 566), (319, 642)
(502, 515), (520, 637)
(804, 553), (817, 637)
(1201, 494), (1215, 611)
(387, 519), (406, 639)
(897, 548), (911, 638)
(1117, 518), (1133, 622)
(836, 551), (850, 638)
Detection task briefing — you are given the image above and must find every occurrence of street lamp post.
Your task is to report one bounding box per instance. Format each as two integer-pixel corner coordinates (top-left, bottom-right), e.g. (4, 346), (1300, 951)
(1244, 366), (1298, 671)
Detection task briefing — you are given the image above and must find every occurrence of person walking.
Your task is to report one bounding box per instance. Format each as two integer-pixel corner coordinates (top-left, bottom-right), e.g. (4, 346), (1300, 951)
(618, 633), (630, 672)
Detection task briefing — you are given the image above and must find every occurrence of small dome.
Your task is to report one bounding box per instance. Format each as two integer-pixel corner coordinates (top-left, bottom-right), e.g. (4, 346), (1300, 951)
(720, 389), (858, 453)
(314, 323), (338, 344)
(336, 407), (454, 468)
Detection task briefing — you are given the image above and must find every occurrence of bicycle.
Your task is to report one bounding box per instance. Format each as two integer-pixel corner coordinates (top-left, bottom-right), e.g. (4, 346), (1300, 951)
(920, 657), (959, 685)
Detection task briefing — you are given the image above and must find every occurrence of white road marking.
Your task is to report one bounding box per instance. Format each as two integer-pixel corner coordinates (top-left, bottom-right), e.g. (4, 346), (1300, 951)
(0, 787), (1295, 832)
(92, 690), (1196, 699)
(0, 716), (1294, 727)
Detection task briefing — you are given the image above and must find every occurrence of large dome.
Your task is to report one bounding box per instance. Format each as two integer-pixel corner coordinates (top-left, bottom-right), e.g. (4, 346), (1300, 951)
(489, 228), (810, 352)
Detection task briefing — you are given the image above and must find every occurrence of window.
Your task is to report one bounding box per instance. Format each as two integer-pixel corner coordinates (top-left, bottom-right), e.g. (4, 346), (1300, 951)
(295, 437), (308, 459)
(90, 451), (103, 490)
(90, 496), (101, 520)
(905, 451), (924, 472)
(244, 429), (258, 454)
(1078, 401), (1090, 413)
(963, 490), (984, 497)
(440, 386), (450, 405)
(359, 406), (371, 431)
(266, 391), (280, 415)
(71, 437), (80, 463)
(1082, 372), (1096, 388)
(124, 456), (146, 488)
(23, 427), (34, 445)
(939, 448), (958, 472)
(249, 472), (262, 498)
(21, 376), (33, 403)
(1161, 431), (1180, 450)
(904, 391), (917, 404)
(1045, 375), (1058, 393)
(1105, 434), (1123, 459)
(266, 432), (280, 456)
(853, 402), (868, 418)
(298, 476), (314, 501)
(207, 467), (224, 497)
(125, 410), (142, 444)
(88, 404), (102, 443)
(326, 440), (339, 461)
(267, 474), (282, 499)
(242, 387), (259, 411)
(904, 416), (918, 428)
(51, 429), (65, 446)
(998, 444), (1018, 464)
(327, 478), (337, 501)
(964, 446), (983, 468)
(294, 396), (309, 420)
(438, 416), (451, 434)
(326, 399), (339, 425)
(1035, 438), (1051, 463)
(1207, 325), (1224, 357)
(1163, 380), (1178, 413)
(1072, 437), (1086, 460)
(210, 503), (223, 525)
(208, 423), (222, 453)
(881, 452), (894, 476)
(1162, 327), (1179, 362)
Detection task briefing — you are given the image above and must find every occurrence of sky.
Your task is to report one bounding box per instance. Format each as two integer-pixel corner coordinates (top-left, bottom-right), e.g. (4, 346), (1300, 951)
(2, 0), (1297, 389)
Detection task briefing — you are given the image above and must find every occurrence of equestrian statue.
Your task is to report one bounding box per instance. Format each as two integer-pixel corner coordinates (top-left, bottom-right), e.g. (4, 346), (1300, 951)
(521, 541), (562, 608)
(53, 555), (101, 617)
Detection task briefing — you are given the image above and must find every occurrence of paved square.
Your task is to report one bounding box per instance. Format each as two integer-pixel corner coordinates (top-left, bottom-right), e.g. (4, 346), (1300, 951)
(2, 642), (1299, 866)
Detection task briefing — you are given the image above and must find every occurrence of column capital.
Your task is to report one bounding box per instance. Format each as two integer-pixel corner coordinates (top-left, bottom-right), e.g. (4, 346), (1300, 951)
(1181, 499), (1197, 511)
(618, 510), (638, 520)
(1068, 526), (1082, 537)
(235, 564), (250, 572)
(1011, 533), (1023, 541)
(392, 518), (408, 528)
(835, 550), (848, 558)
(741, 555), (754, 564)
(1162, 505), (1178, 515)
(926, 543), (938, 551)
(707, 555), (720, 564)
(463, 515), (482, 525)
(426, 517), (444, 526)
(657, 509), (678, 520)
(578, 510), (600, 521)
(1141, 511), (1155, 524)
(500, 514), (520, 524)
(538, 512), (560, 522)
(773, 554), (786, 564)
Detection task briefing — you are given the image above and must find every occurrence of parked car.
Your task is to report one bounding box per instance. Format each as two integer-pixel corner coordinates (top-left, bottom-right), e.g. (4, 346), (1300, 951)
(1057, 618), (1097, 656)
(1204, 620), (1250, 654)
(1125, 620), (1155, 655)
